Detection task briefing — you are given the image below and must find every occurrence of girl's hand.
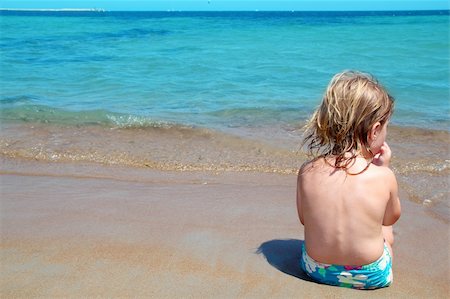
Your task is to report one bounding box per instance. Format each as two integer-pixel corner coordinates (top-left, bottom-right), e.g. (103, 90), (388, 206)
(372, 142), (392, 167)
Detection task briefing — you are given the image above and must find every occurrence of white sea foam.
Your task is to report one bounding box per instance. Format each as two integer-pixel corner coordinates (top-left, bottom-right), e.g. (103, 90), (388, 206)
(0, 8), (105, 12)
(106, 114), (174, 129)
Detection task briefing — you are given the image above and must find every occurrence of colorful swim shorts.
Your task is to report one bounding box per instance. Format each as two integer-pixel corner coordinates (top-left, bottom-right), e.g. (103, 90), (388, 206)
(300, 243), (393, 289)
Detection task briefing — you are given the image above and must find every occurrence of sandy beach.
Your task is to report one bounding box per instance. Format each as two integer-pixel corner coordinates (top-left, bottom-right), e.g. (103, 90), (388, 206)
(1, 155), (448, 298)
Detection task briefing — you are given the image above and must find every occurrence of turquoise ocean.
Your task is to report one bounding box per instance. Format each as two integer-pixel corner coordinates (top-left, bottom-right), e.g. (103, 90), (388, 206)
(1, 10), (449, 131)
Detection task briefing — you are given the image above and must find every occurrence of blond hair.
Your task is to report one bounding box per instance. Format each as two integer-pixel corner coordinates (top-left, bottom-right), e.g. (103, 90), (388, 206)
(303, 70), (394, 170)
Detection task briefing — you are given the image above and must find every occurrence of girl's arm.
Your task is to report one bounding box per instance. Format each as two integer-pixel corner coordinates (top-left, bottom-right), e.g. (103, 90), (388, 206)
(383, 169), (401, 226)
(373, 142), (401, 225)
(296, 167), (305, 225)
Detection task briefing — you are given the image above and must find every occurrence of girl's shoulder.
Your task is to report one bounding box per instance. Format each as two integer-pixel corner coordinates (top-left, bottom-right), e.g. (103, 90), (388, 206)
(366, 163), (397, 183)
(298, 157), (325, 175)
(298, 156), (397, 183)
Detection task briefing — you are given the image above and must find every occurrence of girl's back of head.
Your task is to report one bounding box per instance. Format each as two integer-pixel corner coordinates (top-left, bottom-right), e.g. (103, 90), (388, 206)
(303, 70), (394, 170)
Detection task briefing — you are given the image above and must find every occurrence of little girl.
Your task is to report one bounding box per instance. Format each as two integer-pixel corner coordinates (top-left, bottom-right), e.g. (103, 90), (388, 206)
(297, 71), (401, 289)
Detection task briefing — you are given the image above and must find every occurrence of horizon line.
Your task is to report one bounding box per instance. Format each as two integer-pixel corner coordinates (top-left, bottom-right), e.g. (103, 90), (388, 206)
(1, 8), (449, 12)
(0, 8), (105, 11)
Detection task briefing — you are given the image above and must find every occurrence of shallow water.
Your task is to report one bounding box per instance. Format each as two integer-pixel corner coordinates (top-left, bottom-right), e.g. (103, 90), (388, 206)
(1, 122), (448, 222)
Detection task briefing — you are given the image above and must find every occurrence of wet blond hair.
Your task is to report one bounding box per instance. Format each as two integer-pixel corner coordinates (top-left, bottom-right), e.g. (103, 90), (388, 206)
(303, 70), (394, 170)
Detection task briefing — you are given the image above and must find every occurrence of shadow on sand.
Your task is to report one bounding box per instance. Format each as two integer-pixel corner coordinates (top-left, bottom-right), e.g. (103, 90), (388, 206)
(256, 239), (313, 282)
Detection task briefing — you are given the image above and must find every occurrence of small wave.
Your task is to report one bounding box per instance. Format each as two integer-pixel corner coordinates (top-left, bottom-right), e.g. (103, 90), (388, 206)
(394, 160), (450, 175)
(0, 104), (109, 125)
(105, 114), (175, 129)
(0, 102), (184, 130)
(0, 95), (38, 105)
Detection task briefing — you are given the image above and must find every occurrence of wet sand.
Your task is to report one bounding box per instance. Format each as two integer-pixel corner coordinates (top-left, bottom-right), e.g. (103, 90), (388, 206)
(1, 158), (448, 298)
(2, 122), (449, 223)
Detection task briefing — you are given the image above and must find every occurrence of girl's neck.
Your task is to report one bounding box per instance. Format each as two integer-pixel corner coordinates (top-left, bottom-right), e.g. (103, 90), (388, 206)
(359, 146), (374, 160)
(323, 150), (374, 175)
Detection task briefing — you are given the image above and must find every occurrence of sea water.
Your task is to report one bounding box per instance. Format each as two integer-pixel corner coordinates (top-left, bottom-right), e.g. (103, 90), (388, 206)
(0, 10), (449, 130)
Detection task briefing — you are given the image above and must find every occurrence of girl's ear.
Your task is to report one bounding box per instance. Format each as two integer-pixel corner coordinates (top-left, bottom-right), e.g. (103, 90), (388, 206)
(368, 122), (381, 143)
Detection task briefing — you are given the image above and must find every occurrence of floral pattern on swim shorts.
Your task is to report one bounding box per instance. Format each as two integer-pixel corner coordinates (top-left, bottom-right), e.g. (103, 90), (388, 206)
(300, 243), (393, 289)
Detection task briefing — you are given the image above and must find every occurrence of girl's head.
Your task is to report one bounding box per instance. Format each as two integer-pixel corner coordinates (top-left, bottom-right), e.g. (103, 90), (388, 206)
(303, 70), (394, 168)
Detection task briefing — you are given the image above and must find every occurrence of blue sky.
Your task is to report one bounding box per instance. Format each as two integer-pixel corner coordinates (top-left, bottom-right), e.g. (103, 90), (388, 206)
(0, 1), (448, 11)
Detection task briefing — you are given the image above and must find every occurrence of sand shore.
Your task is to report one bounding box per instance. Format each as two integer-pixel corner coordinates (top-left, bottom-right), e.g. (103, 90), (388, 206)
(1, 158), (448, 298)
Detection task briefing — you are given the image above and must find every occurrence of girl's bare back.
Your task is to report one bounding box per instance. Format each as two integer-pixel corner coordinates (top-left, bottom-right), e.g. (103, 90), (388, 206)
(297, 156), (399, 265)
